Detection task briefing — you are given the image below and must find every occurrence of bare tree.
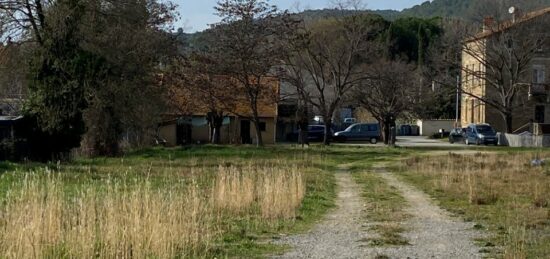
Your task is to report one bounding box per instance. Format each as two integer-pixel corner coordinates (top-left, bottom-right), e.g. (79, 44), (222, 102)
(284, 14), (386, 145)
(0, 0), (49, 44)
(329, 0), (366, 10)
(354, 59), (417, 145)
(210, 0), (297, 146)
(167, 53), (238, 144)
(0, 43), (27, 115)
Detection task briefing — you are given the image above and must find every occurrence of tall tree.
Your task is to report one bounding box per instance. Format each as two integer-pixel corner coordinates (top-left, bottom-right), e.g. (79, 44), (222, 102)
(210, 0), (295, 147)
(4, 0), (177, 157)
(77, 0), (176, 155)
(354, 59), (417, 145)
(285, 14), (387, 145)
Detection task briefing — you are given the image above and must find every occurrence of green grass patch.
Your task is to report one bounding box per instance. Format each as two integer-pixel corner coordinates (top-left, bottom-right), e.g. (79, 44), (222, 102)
(353, 168), (409, 247)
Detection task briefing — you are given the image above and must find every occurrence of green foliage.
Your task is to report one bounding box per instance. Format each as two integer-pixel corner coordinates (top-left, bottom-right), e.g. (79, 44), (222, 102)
(23, 0), (175, 158)
(385, 17), (443, 63)
(25, 0), (94, 155)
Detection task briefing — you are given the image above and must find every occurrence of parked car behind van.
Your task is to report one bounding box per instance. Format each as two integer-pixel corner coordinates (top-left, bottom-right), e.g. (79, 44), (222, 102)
(465, 124), (498, 145)
(287, 125), (332, 142)
(448, 128), (466, 144)
(333, 123), (380, 144)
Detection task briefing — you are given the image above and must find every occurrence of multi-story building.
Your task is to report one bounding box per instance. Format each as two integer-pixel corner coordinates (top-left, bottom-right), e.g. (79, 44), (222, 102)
(461, 7), (550, 133)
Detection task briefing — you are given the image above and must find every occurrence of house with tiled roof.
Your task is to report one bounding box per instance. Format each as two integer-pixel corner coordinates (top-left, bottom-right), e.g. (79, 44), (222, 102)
(159, 76), (280, 145)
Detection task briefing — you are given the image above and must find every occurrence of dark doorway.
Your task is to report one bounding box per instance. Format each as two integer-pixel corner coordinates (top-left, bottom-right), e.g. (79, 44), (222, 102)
(176, 124), (192, 145)
(535, 105), (545, 123)
(240, 120), (251, 144)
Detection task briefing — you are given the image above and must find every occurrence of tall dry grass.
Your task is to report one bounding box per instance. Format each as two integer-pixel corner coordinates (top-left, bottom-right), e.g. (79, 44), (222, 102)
(0, 162), (308, 258)
(404, 153), (550, 258)
(0, 172), (215, 258)
(212, 164), (305, 220)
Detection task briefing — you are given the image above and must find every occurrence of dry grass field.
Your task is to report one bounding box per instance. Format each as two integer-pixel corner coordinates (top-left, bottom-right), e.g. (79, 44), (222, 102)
(401, 152), (550, 258)
(0, 146), (339, 258)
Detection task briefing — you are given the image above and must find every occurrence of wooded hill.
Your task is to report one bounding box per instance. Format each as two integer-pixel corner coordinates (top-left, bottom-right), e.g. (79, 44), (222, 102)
(297, 0), (550, 22)
(397, 0), (550, 21)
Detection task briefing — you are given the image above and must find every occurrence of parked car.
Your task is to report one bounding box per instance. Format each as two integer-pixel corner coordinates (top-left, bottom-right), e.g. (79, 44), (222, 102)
(465, 124), (498, 145)
(306, 125), (332, 141)
(288, 125), (332, 142)
(333, 123), (380, 144)
(448, 128), (466, 144)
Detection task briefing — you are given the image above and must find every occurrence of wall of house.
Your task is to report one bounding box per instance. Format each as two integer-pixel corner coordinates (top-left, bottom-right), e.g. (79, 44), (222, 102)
(158, 124), (177, 146)
(416, 119), (455, 136)
(461, 40), (487, 127)
(192, 124), (210, 144)
(158, 116), (277, 146)
(236, 117), (276, 145)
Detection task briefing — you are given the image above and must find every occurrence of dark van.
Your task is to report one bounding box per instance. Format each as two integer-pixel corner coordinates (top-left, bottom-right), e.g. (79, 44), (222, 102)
(333, 123), (380, 144)
(465, 124), (498, 145)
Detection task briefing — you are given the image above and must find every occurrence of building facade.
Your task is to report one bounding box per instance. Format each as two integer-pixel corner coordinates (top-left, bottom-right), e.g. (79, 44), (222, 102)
(461, 7), (550, 132)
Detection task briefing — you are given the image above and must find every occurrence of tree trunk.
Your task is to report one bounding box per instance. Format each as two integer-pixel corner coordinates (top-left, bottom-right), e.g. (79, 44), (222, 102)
(299, 129), (309, 147)
(207, 112), (224, 144)
(212, 125), (222, 144)
(382, 122), (390, 145)
(209, 125), (215, 143)
(212, 116), (223, 144)
(298, 119), (309, 148)
(253, 120), (264, 147)
(323, 119), (332, 146)
(505, 113), (513, 133)
(381, 119), (396, 146)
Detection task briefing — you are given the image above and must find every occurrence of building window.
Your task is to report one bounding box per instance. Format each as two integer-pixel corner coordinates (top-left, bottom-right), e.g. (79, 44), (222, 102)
(470, 99), (475, 123)
(478, 63), (482, 83)
(259, 122), (267, 132)
(536, 38), (544, 52)
(506, 38), (514, 49)
(533, 65), (546, 84)
(535, 105), (545, 123)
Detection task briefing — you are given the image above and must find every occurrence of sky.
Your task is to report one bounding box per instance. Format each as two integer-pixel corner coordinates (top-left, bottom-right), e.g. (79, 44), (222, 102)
(176, 0), (429, 32)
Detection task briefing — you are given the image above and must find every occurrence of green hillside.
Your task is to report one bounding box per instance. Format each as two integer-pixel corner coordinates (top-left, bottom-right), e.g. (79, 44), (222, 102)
(399, 0), (550, 21)
(291, 0), (550, 24)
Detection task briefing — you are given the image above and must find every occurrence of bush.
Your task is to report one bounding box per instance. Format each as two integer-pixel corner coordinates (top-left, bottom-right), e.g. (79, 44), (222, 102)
(0, 139), (28, 161)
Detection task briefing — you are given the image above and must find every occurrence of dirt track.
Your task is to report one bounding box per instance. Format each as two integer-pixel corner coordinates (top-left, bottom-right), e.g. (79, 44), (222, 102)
(273, 166), (481, 259)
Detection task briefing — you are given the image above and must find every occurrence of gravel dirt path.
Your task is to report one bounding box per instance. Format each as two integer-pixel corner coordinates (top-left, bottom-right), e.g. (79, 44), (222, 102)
(369, 167), (482, 259)
(272, 168), (373, 258)
(272, 165), (482, 259)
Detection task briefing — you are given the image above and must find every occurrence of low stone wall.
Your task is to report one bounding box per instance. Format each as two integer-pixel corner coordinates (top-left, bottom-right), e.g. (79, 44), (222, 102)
(501, 133), (550, 147)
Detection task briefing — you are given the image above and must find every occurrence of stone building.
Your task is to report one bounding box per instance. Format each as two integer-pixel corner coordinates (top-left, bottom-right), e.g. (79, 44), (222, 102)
(461, 7), (550, 132)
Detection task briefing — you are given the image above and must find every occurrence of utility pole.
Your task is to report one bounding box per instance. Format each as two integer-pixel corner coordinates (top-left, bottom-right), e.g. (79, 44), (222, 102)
(455, 75), (461, 128)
